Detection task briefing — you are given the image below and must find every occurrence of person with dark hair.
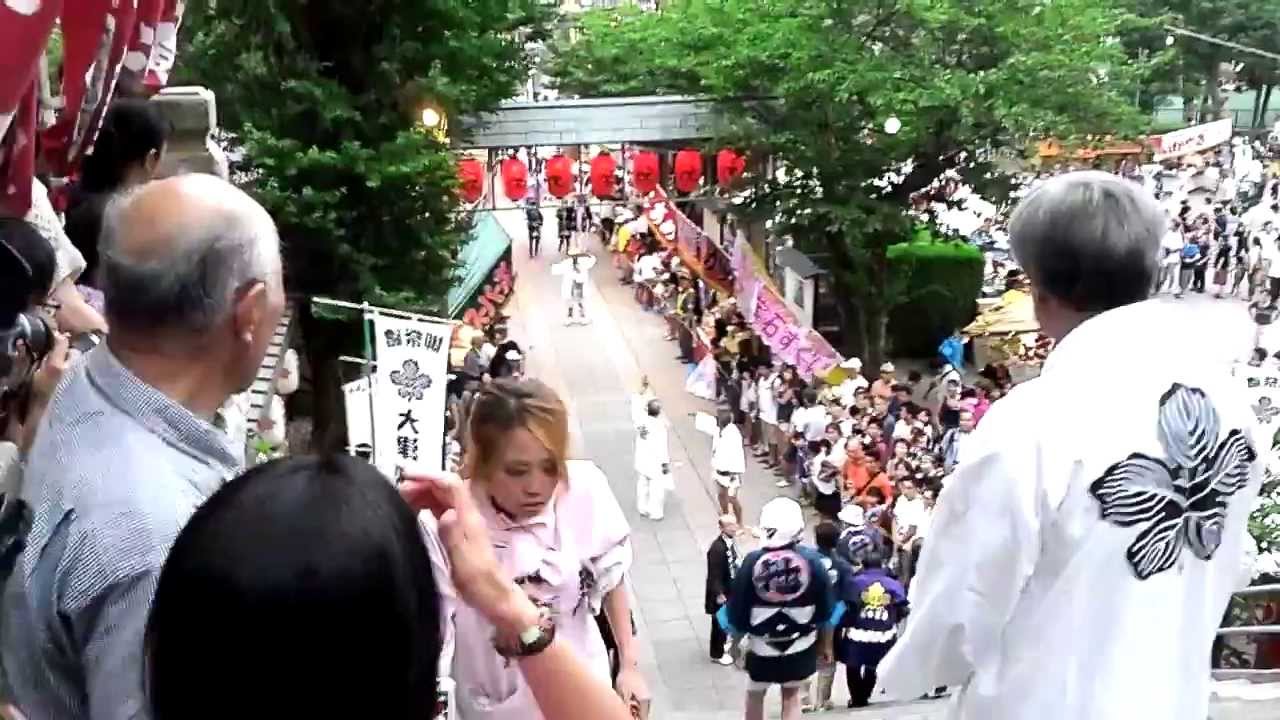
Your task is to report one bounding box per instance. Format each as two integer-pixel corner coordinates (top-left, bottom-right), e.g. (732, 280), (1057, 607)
(23, 178), (106, 334)
(148, 455), (636, 720)
(146, 455), (443, 719)
(805, 521), (854, 712)
(0, 219), (55, 326)
(64, 99), (170, 287)
(1, 219), (73, 479)
(840, 544), (907, 709)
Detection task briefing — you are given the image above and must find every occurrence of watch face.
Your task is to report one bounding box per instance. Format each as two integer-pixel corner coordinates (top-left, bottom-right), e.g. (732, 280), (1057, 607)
(434, 687), (451, 720)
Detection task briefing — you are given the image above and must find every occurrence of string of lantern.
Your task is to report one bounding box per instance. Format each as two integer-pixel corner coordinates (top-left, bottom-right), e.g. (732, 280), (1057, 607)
(454, 147), (747, 207)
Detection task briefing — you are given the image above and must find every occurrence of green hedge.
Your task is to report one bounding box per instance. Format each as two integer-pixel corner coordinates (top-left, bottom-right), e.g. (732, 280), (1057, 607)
(886, 232), (984, 358)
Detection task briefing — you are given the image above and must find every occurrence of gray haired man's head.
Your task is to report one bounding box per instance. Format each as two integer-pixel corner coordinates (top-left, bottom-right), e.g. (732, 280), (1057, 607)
(101, 174), (285, 408)
(1008, 171), (1166, 340)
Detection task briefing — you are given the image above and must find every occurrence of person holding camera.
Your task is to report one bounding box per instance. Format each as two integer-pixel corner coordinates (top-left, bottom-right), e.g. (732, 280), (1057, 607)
(0, 218), (75, 493)
(1, 174), (286, 720)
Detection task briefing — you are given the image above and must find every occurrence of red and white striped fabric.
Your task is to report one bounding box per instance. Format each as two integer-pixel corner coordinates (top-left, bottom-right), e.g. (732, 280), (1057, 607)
(0, 0), (63, 215)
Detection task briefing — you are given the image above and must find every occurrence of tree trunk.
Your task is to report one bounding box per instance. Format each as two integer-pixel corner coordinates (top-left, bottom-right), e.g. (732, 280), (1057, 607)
(1263, 85), (1275, 129)
(1206, 64), (1228, 120)
(1252, 87), (1265, 129)
(297, 303), (356, 454)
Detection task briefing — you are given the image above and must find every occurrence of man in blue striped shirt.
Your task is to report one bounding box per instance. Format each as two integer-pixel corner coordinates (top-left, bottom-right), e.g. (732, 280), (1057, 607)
(0, 174), (285, 719)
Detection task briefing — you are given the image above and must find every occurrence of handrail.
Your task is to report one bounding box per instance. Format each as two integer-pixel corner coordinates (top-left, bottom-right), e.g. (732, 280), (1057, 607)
(1212, 583), (1280, 682)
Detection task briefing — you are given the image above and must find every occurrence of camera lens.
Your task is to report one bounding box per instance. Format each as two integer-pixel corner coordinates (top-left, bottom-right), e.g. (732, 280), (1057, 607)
(17, 313), (51, 359)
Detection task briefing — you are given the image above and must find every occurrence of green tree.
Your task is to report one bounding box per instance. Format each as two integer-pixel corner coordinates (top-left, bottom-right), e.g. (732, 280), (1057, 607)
(1127, 1), (1280, 125)
(178, 0), (549, 449)
(550, 0), (1151, 363)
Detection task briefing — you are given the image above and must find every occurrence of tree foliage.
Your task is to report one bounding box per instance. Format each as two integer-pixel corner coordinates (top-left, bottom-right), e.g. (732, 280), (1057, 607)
(1125, 1), (1280, 124)
(550, 0), (1151, 361)
(179, 0), (549, 309)
(177, 0), (549, 448)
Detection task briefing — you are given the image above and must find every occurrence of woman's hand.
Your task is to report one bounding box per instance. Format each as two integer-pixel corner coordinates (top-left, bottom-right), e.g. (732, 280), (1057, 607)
(30, 331), (74, 404)
(399, 471), (539, 635)
(614, 665), (651, 707)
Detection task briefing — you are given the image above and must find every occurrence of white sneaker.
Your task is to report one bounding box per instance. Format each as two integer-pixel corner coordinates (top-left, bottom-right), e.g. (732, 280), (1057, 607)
(715, 655), (734, 666)
(637, 509), (649, 518)
(775, 479), (791, 488)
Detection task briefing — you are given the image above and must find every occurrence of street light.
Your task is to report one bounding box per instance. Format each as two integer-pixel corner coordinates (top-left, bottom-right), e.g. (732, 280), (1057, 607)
(416, 101), (449, 142)
(884, 116), (902, 135)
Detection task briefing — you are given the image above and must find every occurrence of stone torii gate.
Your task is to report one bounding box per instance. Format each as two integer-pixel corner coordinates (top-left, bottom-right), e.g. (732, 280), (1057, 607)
(456, 95), (718, 148)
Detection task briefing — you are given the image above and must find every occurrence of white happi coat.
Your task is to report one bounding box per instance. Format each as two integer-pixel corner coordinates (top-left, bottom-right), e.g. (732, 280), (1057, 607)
(877, 299), (1262, 720)
(632, 395), (673, 489)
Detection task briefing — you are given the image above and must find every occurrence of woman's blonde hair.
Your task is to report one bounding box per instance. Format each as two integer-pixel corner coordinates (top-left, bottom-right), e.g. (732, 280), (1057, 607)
(464, 378), (569, 480)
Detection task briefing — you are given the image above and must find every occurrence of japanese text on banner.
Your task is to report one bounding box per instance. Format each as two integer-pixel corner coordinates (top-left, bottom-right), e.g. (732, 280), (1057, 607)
(752, 290), (840, 380)
(372, 314), (451, 477)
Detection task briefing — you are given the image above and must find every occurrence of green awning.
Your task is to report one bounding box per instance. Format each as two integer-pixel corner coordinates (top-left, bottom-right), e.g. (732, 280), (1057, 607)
(447, 212), (513, 318)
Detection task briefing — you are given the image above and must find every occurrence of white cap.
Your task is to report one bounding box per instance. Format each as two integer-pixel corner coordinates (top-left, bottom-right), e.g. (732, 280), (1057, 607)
(758, 497), (805, 549)
(880, 362), (896, 373)
(838, 505), (865, 527)
(840, 357), (863, 371)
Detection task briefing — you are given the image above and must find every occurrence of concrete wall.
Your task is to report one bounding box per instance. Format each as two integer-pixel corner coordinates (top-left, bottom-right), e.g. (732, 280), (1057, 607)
(457, 95), (717, 148)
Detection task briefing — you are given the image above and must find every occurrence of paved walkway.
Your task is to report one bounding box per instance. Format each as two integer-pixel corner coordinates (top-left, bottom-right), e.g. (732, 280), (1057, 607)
(492, 205), (1280, 719)
(496, 206), (936, 718)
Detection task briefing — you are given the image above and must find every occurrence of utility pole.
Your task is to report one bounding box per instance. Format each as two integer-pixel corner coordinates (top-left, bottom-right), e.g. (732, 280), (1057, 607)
(1164, 25), (1280, 64)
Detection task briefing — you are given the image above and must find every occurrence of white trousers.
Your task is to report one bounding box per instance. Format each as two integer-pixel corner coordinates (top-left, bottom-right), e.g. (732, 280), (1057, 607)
(636, 473), (667, 520)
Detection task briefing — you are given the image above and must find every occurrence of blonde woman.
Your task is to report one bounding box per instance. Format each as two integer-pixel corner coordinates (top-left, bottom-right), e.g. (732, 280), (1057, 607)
(421, 379), (649, 719)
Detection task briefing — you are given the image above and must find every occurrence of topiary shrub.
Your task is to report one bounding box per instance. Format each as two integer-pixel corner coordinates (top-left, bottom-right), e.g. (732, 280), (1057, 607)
(886, 232), (984, 358)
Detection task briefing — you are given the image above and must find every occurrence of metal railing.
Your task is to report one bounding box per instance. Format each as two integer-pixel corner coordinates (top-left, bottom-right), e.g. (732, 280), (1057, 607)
(1213, 583), (1280, 682)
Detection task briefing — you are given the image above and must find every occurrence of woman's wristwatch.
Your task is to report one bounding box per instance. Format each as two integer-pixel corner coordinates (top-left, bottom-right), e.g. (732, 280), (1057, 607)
(494, 604), (557, 658)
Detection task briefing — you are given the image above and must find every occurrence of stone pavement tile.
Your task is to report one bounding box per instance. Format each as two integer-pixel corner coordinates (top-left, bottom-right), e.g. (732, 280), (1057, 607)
(643, 597), (693, 624)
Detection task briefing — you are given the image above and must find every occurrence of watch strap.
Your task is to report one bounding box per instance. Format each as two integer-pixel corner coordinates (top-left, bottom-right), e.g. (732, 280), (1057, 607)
(494, 605), (556, 658)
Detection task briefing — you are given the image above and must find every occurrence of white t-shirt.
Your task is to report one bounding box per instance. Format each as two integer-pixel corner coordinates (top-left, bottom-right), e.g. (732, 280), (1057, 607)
(797, 406), (829, 442)
(1159, 230), (1183, 266)
(633, 253), (662, 282)
(757, 376), (779, 425)
(892, 495), (927, 539)
(836, 375), (870, 406)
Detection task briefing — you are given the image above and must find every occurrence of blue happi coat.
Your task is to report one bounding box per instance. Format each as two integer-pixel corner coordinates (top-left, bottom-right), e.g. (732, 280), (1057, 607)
(839, 566), (909, 667)
(717, 542), (843, 684)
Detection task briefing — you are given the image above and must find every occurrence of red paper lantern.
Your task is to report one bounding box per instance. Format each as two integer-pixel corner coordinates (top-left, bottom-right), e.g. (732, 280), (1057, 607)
(674, 149), (703, 194)
(457, 158), (484, 203)
(546, 154), (574, 198)
(500, 157), (528, 200)
(590, 151), (617, 198)
(631, 151), (659, 195)
(716, 148), (747, 186)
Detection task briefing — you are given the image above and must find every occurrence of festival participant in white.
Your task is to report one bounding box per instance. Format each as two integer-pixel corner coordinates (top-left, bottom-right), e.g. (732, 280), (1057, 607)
(632, 394), (673, 520)
(553, 253), (596, 326)
(877, 171), (1262, 720)
(698, 409), (746, 524)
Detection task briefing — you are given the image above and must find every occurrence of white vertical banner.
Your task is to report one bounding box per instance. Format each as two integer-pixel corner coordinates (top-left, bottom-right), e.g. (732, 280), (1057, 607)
(371, 313), (452, 476)
(341, 377), (373, 458)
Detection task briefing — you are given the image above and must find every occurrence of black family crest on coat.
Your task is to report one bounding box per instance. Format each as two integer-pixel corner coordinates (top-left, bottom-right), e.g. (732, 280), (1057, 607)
(1089, 383), (1256, 580)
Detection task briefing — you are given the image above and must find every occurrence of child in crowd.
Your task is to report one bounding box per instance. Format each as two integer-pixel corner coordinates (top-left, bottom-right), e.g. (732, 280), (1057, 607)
(840, 545), (908, 709)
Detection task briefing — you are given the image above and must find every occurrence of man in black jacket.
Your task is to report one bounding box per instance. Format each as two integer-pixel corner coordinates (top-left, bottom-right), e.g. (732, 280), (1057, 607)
(705, 514), (740, 665)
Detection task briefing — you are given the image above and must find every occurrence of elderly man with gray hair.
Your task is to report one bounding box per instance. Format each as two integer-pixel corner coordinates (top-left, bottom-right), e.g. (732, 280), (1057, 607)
(0, 174), (285, 720)
(876, 171), (1262, 720)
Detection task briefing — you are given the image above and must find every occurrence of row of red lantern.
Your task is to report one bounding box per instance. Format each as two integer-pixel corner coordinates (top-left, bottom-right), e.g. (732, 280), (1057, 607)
(455, 149), (747, 204)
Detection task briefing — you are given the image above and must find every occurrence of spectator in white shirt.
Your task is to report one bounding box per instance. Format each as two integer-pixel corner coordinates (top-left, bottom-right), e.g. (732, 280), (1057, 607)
(835, 357), (869, 406)
(890, 479), (926, 587)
